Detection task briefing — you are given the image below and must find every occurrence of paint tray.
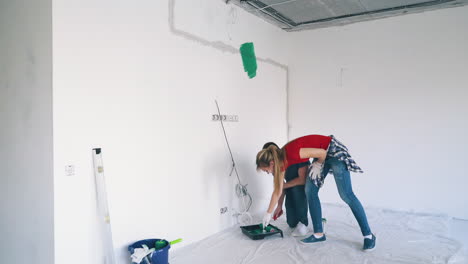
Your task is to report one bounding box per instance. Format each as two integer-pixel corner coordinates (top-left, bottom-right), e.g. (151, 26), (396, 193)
(240, 224), (283, 240)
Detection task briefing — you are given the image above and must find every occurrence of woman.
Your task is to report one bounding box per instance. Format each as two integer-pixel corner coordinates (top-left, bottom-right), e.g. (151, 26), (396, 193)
(256, 134), (376, 251)
(263, 142), (310, 237)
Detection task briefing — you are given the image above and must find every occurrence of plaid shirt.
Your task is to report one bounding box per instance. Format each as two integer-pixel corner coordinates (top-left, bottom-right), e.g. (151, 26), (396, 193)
(310, 135), (363, 188)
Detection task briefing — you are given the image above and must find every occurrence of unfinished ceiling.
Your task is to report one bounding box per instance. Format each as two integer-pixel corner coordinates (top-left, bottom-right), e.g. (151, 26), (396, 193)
(231, 0), (468, 31)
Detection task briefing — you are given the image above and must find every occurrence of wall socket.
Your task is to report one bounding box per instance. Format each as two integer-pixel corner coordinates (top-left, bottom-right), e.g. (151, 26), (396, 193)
(65, 165), (75, 176)
(212, 114), (238, 122)
(220, 207), (228, 214)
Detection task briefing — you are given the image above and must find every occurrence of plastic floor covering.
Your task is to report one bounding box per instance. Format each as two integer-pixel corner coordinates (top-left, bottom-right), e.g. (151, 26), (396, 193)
(171, 204), (468, 264)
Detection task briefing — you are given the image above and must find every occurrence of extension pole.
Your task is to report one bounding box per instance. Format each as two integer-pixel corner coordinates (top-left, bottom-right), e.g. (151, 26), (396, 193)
(92, 148), (116, 264)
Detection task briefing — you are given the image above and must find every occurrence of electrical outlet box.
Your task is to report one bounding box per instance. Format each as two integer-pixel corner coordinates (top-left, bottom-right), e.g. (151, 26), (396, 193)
(212, 114), (238, 122)
(220, 207), (228, 214)
(65, 165), (75, 176)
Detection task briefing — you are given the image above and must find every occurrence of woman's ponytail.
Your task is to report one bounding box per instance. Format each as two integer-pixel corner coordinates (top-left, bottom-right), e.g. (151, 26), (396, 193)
(256, 144), (285, 191)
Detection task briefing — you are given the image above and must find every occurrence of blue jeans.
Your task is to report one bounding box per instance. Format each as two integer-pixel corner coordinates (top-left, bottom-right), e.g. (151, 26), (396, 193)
(305, 157), (372, 236)
(284, 162), (309, 228)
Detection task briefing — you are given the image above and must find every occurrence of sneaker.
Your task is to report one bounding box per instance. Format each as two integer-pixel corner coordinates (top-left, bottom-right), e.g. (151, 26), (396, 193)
(363, 234), (376, 251)
(301, 234), (326, 243)
(291, 222), (308, 237)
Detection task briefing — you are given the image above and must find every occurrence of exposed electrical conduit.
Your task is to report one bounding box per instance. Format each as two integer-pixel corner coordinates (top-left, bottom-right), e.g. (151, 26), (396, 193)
(215, 100), (253, 225)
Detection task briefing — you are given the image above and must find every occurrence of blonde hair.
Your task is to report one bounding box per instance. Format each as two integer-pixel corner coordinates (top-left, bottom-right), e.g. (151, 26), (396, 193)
(256, 145), (286, 191)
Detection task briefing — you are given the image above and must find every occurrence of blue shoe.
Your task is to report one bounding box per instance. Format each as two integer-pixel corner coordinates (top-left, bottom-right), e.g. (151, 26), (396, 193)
(363, 234), (376, 251)
(301, 234), (326, 243)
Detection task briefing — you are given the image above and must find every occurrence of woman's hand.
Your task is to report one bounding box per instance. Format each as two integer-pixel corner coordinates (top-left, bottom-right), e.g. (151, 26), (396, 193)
(308, 160), (324, 180)
(262, 212), (272, 228)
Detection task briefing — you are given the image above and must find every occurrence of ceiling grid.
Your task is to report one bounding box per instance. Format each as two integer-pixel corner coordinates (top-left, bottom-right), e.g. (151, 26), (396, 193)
(231, 0), (468, 31)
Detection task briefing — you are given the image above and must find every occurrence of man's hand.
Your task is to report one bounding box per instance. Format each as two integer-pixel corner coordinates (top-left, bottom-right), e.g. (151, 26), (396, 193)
(273, 207), (283, 221)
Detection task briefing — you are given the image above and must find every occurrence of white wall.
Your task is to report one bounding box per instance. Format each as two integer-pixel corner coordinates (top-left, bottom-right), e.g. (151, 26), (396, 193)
(289, 6), (468, 220)
(53, 0), (290, 263)
(0, 1), (54, 263)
